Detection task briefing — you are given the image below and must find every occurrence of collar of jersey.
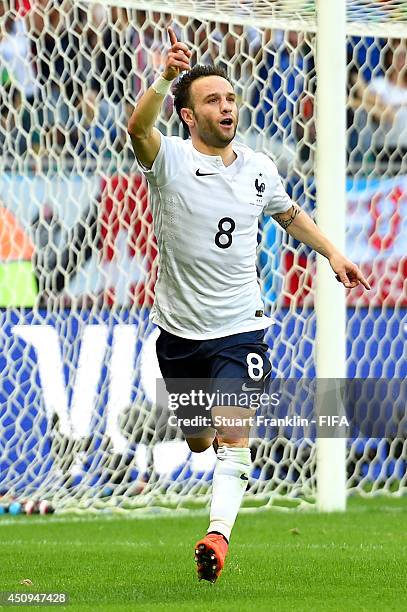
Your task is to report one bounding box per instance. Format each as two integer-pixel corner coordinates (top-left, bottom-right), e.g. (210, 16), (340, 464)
(192, 143), (242, 171)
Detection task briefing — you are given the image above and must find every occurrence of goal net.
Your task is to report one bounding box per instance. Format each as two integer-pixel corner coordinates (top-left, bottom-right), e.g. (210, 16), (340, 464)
(0, 0), (406, 513)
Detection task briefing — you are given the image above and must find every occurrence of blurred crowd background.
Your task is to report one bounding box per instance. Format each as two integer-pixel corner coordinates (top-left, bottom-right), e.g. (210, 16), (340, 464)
(1, 0), (407, 177)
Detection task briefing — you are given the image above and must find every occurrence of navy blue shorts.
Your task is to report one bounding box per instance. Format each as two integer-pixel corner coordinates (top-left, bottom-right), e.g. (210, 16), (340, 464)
(156, 328), (271, 433)
(156, 328), (271, 381)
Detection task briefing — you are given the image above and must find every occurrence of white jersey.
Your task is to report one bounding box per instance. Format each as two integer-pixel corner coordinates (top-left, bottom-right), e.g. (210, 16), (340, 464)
(139, 135), (293, 339)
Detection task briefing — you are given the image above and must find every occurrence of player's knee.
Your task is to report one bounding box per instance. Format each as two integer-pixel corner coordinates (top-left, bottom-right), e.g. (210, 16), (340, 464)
(186, 437), (214, 453)
(212, 406), (255, 445)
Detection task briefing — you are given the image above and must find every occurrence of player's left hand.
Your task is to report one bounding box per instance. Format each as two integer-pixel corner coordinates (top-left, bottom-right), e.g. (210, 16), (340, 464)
(329, 253), (371, 290)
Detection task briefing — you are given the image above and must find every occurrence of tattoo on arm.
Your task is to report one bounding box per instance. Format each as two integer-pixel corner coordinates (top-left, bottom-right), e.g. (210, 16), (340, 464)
(273, 204), (301, 230)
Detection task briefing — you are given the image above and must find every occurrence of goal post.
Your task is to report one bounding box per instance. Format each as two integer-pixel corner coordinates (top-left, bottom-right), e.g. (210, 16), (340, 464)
(315, 0), (347, 511)
(0, 0), (406, 514)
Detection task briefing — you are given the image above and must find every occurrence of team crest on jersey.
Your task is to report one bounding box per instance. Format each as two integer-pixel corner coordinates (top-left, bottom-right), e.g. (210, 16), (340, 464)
(254, 174), (265, 202)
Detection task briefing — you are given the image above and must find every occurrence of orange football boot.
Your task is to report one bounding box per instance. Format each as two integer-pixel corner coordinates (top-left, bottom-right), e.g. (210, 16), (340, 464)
(194, 532), (229, 583)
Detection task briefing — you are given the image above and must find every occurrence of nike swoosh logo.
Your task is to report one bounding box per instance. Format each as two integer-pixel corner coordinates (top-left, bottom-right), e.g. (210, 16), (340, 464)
(196, 169), (218, 176)
(241, 383), (260, 391)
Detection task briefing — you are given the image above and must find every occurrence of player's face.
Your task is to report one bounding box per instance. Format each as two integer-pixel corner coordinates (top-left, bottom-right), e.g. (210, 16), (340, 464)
(189, 76), (238, 147)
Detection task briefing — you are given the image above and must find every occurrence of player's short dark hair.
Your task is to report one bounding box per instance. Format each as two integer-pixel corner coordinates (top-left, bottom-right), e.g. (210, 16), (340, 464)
(172, 64), (232, 132)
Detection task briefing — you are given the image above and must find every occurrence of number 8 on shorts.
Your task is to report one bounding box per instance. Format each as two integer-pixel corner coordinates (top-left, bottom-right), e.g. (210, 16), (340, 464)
(246, 352), (264, 381)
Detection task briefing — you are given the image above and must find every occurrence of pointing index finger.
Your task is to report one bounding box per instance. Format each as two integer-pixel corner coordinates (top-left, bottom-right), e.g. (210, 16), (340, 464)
(358, 272), (371, 290)
(168, 26), (178, 47)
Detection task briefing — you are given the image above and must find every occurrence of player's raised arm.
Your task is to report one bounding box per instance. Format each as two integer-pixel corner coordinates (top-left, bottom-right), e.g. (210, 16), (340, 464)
(272, 205), (371, 290)
(127, 27), (192, 168)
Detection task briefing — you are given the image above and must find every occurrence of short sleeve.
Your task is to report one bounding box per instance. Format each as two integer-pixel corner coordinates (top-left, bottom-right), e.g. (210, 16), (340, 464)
(137, 134), (187, 188)
(262, 157), (294, 216)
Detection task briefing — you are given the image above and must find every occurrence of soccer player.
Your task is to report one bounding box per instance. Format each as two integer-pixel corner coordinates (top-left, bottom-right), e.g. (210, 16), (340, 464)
(128, 28), (370, 583)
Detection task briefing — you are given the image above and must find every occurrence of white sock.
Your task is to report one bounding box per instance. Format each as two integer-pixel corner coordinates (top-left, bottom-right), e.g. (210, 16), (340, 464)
(207, 446), (251, 542)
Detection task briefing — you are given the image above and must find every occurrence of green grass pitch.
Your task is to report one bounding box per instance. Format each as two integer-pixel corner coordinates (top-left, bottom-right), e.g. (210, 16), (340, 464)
(0, 497), (406, 612)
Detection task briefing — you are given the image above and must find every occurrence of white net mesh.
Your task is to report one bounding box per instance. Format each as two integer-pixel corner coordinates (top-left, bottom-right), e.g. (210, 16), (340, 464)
(0, 0), (406, 512)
